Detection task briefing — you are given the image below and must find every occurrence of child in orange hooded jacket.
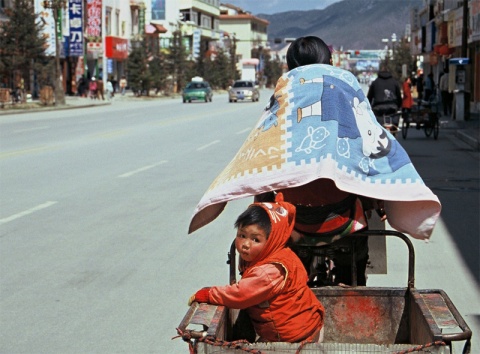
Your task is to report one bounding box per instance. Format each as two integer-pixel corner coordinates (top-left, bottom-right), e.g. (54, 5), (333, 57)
(188, 193), (325, 342)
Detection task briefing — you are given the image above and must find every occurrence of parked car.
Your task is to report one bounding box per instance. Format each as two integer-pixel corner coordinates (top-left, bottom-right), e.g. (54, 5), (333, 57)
(182, 81), (213, 103)
(228, 80), (260, 102)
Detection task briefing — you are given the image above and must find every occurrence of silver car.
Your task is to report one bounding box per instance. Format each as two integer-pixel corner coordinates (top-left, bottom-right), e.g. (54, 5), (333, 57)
(228, 80), (260, 102)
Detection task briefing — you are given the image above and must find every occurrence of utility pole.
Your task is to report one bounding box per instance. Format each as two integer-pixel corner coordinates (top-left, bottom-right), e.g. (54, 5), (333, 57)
(461, 0), (470, 120)
(42, 0), (66, 105)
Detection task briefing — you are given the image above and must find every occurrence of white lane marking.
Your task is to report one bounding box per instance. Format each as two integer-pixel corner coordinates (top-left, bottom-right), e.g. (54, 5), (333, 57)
(0, 201), (58, 225)
(118, 160), (168, 178)
(90, 129), (127, 140)
(197, 140), (220, 151)
(236, 128), (251, 135)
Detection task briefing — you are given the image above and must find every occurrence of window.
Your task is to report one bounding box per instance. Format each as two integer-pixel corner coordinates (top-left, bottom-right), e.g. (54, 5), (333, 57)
(115, 10), (120, 36)
(106, 7), (112, 35)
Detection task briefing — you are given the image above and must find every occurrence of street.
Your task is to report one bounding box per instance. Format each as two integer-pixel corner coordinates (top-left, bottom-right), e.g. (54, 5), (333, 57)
(0, 91), (479, 353)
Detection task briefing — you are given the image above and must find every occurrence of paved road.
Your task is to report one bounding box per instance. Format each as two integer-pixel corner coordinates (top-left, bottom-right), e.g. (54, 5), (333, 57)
(0, 91), (478, 353)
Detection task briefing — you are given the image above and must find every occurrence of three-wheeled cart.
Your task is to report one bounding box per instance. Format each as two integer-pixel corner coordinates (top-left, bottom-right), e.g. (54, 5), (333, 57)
(402, 98), (440, 140)
(177, 230), (472, 353)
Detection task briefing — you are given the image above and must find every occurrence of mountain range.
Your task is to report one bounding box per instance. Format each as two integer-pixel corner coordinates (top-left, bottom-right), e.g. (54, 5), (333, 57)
(259, 0), (424, 50)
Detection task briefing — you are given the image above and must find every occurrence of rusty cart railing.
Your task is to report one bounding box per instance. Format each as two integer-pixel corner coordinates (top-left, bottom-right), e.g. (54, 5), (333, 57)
(176, 230), (472, 354)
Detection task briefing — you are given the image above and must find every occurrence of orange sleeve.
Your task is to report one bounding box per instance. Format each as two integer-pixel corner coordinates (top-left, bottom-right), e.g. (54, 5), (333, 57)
(209, 264), (285, 309)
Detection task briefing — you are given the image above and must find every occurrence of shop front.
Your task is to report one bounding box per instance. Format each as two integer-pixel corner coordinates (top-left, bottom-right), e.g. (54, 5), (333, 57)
(105, 36), (129, 92)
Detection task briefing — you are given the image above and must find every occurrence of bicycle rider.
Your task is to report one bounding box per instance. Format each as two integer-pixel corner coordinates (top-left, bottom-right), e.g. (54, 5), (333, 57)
(367, 64), (402, 132)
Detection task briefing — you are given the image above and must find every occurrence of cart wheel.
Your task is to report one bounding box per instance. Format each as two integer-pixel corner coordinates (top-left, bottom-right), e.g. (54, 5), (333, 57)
(433, 116), (439, 140)
(402, 119), (409, 139)
(424, 113), (434, 137)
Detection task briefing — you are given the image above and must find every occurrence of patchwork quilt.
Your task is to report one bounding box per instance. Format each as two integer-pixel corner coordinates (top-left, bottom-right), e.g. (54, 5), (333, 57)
(189, 64), (441, 239)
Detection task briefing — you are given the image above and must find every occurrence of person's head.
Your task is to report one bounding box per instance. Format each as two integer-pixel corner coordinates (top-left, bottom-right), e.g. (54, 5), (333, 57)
(379, 63), (389, 72)
(234, 205), (271, 262)
(286, 36), (332, 70)
(234, 193), (296, 265)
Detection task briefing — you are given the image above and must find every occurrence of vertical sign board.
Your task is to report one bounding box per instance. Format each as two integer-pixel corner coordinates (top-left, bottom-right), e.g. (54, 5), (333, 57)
(471, 0), (480, 43)
(139, 6), (145, 35)
(86, 0), (102, 58)
(69, 0), (83, 56)
(35, 0), (56, 56)
(86, 0), (102, 37)
(193, 30), (201, 58)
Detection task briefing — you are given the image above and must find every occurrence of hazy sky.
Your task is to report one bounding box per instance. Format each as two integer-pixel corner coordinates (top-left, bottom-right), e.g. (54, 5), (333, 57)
(223, 0), (343, 15)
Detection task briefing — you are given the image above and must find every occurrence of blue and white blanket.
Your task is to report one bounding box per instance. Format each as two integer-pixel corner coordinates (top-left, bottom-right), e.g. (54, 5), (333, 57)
(189, 64), (441, 239)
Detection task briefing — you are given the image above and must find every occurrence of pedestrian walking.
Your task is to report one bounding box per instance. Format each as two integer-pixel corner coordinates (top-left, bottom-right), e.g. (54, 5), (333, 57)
(424, 72), (434, 102)
(439, 71), (452, 117)
(96, 79), (105, 100)
(106, 80), (114, 100)
(89, 77), (97, 99)
(416, 73), (424, 101)
(402, 76), (414, 124)
(120, 76), (127, 96)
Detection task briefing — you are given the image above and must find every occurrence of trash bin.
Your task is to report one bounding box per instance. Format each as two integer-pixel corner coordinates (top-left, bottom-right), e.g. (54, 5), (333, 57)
(40, 86), (54, 105)
(0, 88), (10, 108)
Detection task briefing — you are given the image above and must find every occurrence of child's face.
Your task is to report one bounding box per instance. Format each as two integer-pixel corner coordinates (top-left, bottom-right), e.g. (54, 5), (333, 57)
(235, 224), (268, 262)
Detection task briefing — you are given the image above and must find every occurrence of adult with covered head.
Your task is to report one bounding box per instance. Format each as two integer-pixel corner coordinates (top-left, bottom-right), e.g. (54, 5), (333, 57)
(256, 36), (371, 285)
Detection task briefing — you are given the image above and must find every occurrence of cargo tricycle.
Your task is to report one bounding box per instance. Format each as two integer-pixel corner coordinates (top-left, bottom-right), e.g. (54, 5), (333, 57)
(402, 98), (440, 140)
(176, 230), (471, 353)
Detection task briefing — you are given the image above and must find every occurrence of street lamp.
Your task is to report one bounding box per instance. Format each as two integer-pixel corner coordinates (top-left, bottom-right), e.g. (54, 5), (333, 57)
(381, 33), (397, 65)
(42, 0), (66, 105)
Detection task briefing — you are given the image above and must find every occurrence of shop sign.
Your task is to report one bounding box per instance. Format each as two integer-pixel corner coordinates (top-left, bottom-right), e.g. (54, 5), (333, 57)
(35, 0), (56, 56)
(105, 36), (129, 60)
(471, 0), (480, 42)
(69, 0), (83, 56)
(86, 0), (102, 38)
(87, 42), (103, 58)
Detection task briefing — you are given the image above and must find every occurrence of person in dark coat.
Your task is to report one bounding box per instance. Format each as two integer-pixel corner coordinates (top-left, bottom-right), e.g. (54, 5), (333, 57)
(367, 65), (402, 127)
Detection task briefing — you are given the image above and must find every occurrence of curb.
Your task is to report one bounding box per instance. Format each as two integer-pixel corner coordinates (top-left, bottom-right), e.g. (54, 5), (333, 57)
(455, 130), (480, 151)
(0, 101), (111, 116)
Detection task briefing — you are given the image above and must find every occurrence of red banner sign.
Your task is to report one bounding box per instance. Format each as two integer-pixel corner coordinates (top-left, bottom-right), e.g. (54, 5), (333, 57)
(86, 0), (102, 37)
(105, 36), (129, 60)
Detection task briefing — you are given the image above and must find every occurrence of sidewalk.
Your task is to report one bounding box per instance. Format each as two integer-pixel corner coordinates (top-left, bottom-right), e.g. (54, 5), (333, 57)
(0, 95), (111, 115)
(1, 94), (479, 151)
(440, 112), (480, 150)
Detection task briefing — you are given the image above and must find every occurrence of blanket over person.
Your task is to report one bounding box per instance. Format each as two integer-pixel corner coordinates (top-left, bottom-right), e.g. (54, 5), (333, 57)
(189, 64), (441, 239)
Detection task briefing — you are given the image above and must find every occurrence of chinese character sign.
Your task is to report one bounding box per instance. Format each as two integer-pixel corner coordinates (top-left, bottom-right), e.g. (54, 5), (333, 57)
(69, 0), (83, 56)
(35, 0), (56, 56)
(87, 0), (102, 38)
(139, 6), (145, 35)
(152, 0), (165, 20)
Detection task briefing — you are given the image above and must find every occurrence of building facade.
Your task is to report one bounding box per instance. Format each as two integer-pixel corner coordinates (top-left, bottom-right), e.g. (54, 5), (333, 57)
(219, 3), (269, 81)
(411, 0), (479, 116)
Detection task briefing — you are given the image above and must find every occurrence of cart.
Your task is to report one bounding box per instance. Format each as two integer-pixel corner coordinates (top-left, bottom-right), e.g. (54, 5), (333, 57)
(402, 98), (440, 140)
(176, 230), (472, 353)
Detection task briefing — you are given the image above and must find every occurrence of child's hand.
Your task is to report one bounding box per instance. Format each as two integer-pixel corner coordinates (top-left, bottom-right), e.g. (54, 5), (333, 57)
(187, 287), (211, 306)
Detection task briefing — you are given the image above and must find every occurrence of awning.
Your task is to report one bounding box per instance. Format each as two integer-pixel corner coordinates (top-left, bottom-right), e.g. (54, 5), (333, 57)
(145, 23), (168, 34)
(433, 44), (454, 56)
